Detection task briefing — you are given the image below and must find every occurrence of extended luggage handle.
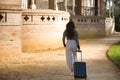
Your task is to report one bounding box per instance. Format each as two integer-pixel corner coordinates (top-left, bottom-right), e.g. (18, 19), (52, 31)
(76, 50), (82, 62)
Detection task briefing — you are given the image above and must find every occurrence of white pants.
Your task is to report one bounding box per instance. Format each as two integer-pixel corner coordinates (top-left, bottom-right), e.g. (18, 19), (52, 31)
(66, 40), (77, 72)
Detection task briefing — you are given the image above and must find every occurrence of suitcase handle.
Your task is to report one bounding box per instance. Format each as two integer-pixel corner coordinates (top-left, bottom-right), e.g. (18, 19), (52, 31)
(76, 50), (82, 62)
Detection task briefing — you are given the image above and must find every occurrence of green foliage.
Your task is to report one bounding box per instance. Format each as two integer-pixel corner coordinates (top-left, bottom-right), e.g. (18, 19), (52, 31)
(108, 42), (120, 69)
(114, 0), (120, 31)
(115, 14), (120, 31)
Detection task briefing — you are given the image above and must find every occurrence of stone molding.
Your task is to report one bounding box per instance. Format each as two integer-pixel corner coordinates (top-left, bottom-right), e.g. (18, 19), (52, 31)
(0, 4), (21, 10)
(72, 16), (105, 24)
(22, 10), (70, 25)
(0, 10), (22, 26)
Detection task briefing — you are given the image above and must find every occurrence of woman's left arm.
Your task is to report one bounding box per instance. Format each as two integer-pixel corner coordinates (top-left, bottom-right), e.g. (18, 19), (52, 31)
(62, 31), (66, 47)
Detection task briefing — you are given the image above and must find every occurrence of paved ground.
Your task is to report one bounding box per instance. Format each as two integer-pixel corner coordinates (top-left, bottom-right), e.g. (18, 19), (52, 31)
(0, 32), (120, 80)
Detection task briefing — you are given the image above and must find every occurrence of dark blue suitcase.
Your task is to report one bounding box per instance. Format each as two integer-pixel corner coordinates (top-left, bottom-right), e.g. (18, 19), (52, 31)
(74, 51), (87, 79)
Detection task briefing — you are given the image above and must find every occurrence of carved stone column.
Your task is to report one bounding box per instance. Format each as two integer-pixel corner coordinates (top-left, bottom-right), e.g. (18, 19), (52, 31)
(55, 0), (58, 11)
(21, 0), (28, 9)
(64, 0), (68, 11)
(98, 0), (100, 16)
(72, 0), (75, 15)
(30, 0), (36, 9)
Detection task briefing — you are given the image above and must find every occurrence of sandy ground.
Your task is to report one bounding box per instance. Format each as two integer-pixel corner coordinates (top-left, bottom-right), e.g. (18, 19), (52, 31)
(0, 33), (120, 80)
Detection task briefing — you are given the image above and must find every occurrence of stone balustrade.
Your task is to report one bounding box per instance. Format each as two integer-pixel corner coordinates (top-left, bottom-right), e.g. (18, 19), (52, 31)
(0, 9), (70, 53)
(22, 9), (69, 24)
(22, 9), (70, 52)
(0, 10), (22, 55)
(0, 10), (22, 26)
(72, 16), (105, 24)
(72, 16), (105, 38)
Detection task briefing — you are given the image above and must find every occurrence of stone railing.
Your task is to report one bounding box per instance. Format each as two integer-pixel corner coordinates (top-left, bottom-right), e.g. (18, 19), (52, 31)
(0, 10), (22, 55)
(22, 9), (70, 52)
(72, 16), (105, 38)
(22, 9), (69, 25)
(72, 16), (105, 24)
(0, 10), (22, 26)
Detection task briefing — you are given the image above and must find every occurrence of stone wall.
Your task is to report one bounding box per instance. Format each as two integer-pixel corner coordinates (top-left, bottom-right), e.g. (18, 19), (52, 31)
(0, 10), (22, 55)
(105, 18), (115, 35)
(22, 10), (70, 52)
(72, 16), (105, 38)
(0, 0), (109, 54)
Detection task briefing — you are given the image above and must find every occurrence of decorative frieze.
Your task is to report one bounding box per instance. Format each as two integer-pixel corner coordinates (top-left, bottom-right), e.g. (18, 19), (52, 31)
(23, 15), (31, 22)
(0, 10), (21, 26)
(72, 16), (105, 24)
(22, 10), (70, 25)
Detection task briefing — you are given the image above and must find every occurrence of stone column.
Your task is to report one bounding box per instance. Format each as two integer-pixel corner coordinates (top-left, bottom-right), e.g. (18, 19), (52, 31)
(55, 0), (58, 11)
(72, 0), (75, 15)
(110, 0), (114, 18)
(108, 0), (111, 17)
(30, 0), (36, 9)
(111, 0), (114, 18)
(98, 0), (100, 16)
(81, 0), (84, 15)
(21, 0), (28, 9)
(100, 0), (102, 16)
(64, 0), (68, 11)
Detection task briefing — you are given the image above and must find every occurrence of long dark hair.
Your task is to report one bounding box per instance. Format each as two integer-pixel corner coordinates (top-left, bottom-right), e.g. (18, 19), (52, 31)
(66, 20), (75, 39)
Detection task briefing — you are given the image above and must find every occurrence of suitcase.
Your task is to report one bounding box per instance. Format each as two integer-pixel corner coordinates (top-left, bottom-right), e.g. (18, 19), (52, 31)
(74, 51), (87, 79)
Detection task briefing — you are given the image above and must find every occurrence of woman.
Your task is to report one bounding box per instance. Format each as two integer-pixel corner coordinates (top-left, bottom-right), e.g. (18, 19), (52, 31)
(62, 20), (81, 74)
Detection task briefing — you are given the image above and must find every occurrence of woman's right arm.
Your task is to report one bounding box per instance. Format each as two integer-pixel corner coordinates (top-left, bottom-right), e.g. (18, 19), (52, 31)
(75, 31), (80, 50)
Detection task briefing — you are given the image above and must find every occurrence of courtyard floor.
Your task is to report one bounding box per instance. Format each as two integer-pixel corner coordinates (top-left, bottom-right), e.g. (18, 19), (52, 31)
(0, 32), (120, 80)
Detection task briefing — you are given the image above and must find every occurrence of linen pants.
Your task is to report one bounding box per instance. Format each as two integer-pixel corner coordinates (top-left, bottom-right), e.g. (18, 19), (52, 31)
(66, 40), (77, 72)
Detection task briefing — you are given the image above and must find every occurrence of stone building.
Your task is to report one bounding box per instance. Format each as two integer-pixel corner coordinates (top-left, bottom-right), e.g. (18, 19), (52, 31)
(0, 0), (114, 54)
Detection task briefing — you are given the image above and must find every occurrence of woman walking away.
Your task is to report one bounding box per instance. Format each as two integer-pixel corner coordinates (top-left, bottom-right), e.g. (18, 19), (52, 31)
(62, 20), (81, 74)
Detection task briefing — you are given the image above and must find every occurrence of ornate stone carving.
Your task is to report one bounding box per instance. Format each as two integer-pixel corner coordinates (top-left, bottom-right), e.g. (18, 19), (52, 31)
(0, 14), (3, 21)
(47, 16), (50, 21)
(22, 10), (70, 24)
(41, 16), (45, 21)
(0, 12), (5, 23)
(52, 17), (55, 21)
(24, 15), (29, 21)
